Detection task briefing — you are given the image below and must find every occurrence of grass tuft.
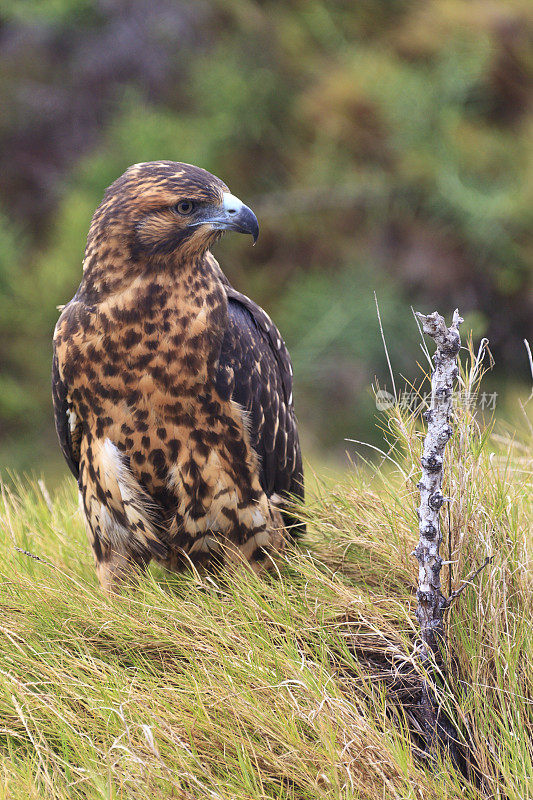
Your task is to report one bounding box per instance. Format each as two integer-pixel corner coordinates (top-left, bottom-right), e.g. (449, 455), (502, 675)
(0, 365), (531, 798)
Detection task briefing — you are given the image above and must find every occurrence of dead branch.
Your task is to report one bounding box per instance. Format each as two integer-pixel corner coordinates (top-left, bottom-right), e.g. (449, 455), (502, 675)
(413, 309), (464, 761)
(444, 556), (494, 608)
(414, 308), (462, 656)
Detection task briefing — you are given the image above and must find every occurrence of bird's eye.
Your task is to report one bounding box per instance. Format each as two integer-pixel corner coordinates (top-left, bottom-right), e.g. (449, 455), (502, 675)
(176, 200), (195, 215)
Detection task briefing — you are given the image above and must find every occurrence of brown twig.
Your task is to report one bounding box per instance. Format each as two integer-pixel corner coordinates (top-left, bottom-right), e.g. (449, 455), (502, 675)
(444, 556), (494, 608)
(447, 501), (452, 599)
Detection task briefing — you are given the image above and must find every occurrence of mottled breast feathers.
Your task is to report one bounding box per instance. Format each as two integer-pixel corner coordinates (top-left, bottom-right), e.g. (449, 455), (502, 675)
(53, 282), (304, 515)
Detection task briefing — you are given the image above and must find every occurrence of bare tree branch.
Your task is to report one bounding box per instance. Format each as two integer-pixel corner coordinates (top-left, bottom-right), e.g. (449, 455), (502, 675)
(413, 308), (462, 657)
(444, 556), (494, 607)
(413, 308), (463, 759)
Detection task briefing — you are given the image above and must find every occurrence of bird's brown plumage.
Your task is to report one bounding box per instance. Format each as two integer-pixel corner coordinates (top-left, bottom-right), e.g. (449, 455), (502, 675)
(52, 161), (303, 590)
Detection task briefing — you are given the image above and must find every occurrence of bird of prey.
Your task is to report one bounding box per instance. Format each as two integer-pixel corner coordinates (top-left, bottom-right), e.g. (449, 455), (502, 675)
(52, 161), (303, 591)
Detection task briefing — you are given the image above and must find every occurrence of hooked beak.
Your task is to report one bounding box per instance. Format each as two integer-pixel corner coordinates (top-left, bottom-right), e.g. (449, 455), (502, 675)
(201, 192), (259, 244)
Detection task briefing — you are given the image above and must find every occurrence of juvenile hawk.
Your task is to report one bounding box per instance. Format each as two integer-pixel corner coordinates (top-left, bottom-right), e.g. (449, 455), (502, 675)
(52, 161), (303, 590)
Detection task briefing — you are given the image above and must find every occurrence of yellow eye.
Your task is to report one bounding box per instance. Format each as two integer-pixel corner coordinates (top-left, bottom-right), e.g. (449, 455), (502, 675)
(176, 200), (195, 215)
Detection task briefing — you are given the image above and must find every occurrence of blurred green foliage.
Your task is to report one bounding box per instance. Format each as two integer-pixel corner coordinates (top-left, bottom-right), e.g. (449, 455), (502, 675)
(0, 0), (531, 474)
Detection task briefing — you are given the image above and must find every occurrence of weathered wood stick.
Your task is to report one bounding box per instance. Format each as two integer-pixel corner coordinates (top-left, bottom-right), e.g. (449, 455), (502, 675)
(413, 309), (463, 759)
(414, 308), (462, 658)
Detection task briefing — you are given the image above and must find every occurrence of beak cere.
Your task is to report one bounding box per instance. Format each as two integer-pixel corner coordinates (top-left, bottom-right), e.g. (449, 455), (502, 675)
(213, 192), (259, 243)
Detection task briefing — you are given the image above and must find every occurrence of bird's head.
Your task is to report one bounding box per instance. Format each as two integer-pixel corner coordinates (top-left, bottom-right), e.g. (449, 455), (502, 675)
(86, 161), (259, 266)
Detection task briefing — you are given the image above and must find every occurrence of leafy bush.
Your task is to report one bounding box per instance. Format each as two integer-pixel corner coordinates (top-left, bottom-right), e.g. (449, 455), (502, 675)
(0, 0), (531, 470)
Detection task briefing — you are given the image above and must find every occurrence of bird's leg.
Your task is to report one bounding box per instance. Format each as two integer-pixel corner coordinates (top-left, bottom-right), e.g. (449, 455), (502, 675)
(220, 503), (287, 576)
(93, 544), (151, 593)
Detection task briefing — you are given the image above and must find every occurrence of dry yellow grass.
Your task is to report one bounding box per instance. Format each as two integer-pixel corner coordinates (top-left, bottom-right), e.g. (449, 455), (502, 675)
(0, 354), (531, 798)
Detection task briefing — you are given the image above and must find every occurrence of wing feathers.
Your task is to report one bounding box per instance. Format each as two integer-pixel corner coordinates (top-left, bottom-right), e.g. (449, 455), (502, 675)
(215, 287), (304, 530)
(52, 351), (80, 479)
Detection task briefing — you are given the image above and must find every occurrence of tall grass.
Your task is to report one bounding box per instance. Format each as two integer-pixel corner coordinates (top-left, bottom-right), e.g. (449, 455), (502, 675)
(0, 356), (531, 798)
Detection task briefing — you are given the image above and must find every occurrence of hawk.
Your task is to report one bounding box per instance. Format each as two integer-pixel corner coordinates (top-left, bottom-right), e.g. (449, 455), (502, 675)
(52, 161), (303, 590)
